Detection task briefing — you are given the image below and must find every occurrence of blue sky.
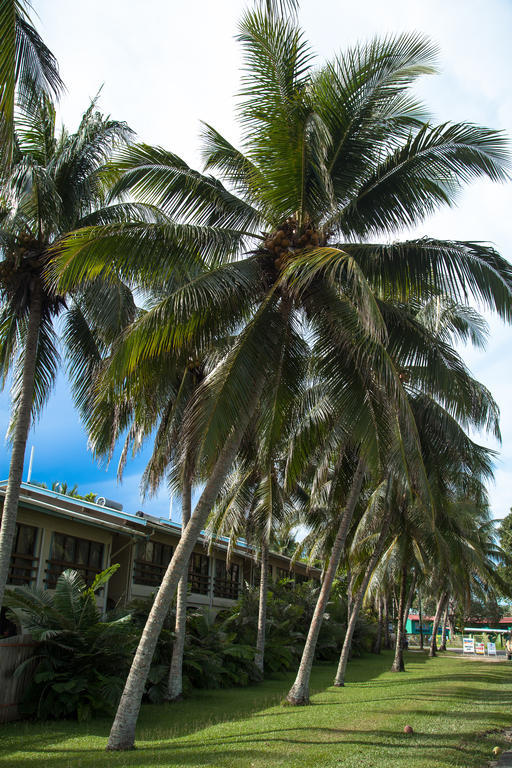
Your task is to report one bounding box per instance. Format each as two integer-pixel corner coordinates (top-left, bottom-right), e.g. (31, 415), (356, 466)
(1, 0), (511, 521)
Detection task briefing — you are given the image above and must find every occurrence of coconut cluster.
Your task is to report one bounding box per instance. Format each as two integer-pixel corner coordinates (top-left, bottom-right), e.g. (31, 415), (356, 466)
(263, 218), (323, 271)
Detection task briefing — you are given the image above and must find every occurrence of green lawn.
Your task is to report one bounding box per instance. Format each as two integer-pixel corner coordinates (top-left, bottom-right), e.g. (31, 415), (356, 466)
(1, 651), (511, 768)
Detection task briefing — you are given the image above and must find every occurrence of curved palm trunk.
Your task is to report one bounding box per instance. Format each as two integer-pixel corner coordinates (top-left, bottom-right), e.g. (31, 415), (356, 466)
(285, 457), (365, 706)
(0, 286), (42, 611)
(418, 594), (424, 650)
(107, 384), (262, 751)
(439, 599), (449, 651)
(346, 568), (354, 624)
(334, 526), (387, 686)
(447, 611), (455, 645)
(391, 564), (407, 672)
(372, 597), (383, 654)
(383, 594), (390, 649)
(166, 478), (192, 702)
(429, 592), (448, 658)
(254, 538), (269, 674)
(403, 571), (417, 637)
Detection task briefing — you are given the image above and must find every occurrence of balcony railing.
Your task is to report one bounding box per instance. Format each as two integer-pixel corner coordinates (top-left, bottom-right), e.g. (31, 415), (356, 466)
(133, 559), (167, 587)
(44, 559), (99, 589)
(188, 573), (210, 596)
(213, 577), (239, 600)
(8, 553), (38, 586)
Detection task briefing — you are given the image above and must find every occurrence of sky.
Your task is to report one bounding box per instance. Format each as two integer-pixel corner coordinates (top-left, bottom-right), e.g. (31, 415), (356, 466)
(0, 0), (511, 522)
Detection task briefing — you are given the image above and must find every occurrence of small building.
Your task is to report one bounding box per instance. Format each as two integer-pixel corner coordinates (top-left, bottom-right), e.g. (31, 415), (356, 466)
(1, 481), (320, 632)
(463, 618), (512, 634)
(405, 613), (512, 639)
(405, 614), (450, 638)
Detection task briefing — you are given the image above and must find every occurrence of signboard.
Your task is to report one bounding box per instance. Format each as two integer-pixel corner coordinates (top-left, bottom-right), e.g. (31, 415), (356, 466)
(475, 642), (485, 655)
(463, 638), (475, 654)
(487, 642), (497, 656)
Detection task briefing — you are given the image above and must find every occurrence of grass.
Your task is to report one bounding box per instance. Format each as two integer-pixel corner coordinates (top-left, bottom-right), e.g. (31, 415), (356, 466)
(1, 650), (511, 767)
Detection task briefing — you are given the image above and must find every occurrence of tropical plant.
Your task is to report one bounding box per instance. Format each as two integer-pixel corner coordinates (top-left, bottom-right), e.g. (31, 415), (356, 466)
(4, 567), (132, 720)
(54, 3), (512, 746)
(0, 95), (139, 611)
(222, 578), (350, 673)
(207, 428), (301, 673)
(0, 0), (63, 165)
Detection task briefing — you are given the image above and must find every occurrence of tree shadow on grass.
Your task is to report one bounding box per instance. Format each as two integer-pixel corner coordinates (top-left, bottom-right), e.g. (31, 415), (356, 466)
(0, 652), (509, 766)
(0, 655), (396, 756)
(0, 724), (495, 768)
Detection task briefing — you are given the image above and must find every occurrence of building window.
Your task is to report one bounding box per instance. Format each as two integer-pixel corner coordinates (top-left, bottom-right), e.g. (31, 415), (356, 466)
(276, 567), (291, 581)
(295, 573), (309, 585)
(252, 563), (273, 587)
(214, 559), (240, 600)
(46, 532), (104, 588)
(8, 523), (38, 586)
(133, 540), (173, 587)
(188, 553), (209, 595)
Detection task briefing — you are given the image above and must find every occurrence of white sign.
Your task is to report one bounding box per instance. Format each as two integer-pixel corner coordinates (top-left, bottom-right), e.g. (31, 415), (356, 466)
(475, 642), (485, 655)
(463, 638), (475, 654)
(487, 642), (497, 656)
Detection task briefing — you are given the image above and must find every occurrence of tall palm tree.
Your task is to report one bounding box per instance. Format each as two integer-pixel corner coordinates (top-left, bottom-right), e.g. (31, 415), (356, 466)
(0, 95), (140, 610)
(54, 8), (512, 747)
(333, 481), (390, 686)
(0, 0), (63, 165)
(207, 450), (298, 673)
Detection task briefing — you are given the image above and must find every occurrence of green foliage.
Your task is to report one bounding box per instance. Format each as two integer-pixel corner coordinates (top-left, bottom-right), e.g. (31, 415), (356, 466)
(499, 511), (512, 555)
(126, 579), (376, 703)
(4, 567), (133, 720)
(222, 579), (374, 674)
(129, 599), (260, 703)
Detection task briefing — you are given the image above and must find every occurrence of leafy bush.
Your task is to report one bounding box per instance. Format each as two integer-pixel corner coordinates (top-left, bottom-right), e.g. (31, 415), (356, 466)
(5, 571), (377, 717)
(5, 567), (133, 720)
(221, 579), (353, 675)
(128, 600), (260, 702)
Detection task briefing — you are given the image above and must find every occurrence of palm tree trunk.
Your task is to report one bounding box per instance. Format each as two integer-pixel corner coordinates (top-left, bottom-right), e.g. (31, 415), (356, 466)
(0, 285), (42, 611)
(402, 571), (416, 639)
(372, 597), (383, 654)
(447, 610), (455, 645)
(391, 564), (407, 672)
(383, 594), (390, 649)
(254, 538), (269, 674)
(334, 526), (387, 686)
(346, 568), (353, 624)
(439, 599), (449, 651)
(166, 477), (192, 702)
(106, 382), (262, 751)
(429, 592), (448, 657)
(419, 593), (424, 650)
(285, 456), (365, 706)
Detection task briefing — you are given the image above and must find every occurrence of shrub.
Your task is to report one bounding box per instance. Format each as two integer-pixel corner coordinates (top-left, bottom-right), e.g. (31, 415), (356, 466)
(4, 567), (133, 720)
(221, 579), (354, 674)
(128, 599), (260, 702)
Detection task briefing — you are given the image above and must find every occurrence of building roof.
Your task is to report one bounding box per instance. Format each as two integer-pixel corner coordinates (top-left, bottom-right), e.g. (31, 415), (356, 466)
(407, 612), (512, 625)
(1, 481), (320, 575)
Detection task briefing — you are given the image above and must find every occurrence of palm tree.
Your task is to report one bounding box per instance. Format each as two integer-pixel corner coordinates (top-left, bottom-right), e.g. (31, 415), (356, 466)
(81, 323), (206, 703)
(0, 95), (139, 610)
(207, 452), (297, 673)
(0, 0), (63, 165)
(54, 7), (512, 746)
(333, 481), (390, 686)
